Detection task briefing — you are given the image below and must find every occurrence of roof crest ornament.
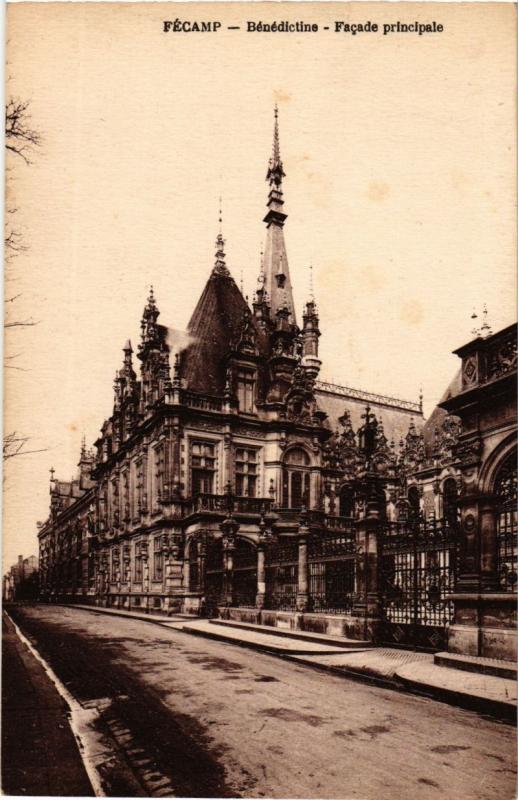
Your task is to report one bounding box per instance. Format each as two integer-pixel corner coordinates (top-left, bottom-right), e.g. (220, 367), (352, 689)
(213, 199), (230, 277)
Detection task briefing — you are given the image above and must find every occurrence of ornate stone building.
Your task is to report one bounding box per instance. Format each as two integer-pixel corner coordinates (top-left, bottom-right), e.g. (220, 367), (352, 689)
(37, 111), (516, 659)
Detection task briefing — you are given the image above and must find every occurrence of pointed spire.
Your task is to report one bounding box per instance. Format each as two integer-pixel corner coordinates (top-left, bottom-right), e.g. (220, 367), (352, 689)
(266, 104), (285, 187)
(262, 107), (295, 322)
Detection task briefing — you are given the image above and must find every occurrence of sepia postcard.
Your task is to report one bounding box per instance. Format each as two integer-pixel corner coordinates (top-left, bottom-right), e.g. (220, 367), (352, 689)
(3, 2), (517, 798)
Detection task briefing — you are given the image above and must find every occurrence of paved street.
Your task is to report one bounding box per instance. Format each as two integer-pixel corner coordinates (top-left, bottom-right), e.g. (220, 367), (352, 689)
(6, 605), (516, 799)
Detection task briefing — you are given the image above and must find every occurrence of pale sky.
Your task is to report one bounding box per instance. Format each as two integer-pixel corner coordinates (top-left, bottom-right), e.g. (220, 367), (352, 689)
(4, 2), (516, 568)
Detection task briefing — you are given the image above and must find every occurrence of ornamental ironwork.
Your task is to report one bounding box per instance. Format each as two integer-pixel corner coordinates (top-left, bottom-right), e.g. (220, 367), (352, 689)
(494, 453), (517, 593)
(378, 518), (458, 651)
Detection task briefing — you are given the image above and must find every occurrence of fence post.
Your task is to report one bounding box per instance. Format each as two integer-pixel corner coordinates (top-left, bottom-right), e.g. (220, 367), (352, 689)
(350, 470), (383, 642)
(220, 513), (239, 606)
(256, 545), (266, 608)
(296, 510), (310, 612)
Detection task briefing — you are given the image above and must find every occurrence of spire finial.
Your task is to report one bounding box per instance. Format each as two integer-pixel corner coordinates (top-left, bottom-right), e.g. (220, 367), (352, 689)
(309, 263), (315, 303)
(218, 196), (223, 234)
(470, 307), (480, 338)
(213, 206), (230, 277)
(480, 303), (493, 338)
(419, 386), (423, 413)
(240, 270), (244, 295)
(273, 104), (280, 162)
(267, 104), (285, 187)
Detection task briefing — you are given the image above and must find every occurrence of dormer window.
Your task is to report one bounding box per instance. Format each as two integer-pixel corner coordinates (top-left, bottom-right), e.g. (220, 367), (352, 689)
(237, 368), (255, 413)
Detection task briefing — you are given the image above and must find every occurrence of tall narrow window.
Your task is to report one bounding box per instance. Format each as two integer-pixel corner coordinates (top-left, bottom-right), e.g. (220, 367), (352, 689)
(154, 443), (165, 505)
(408, 486), (420, 520)
(282, 448), (311, 509)
(153, 536), (164, 581)
(339, 486), (355, 517)
(235, 448), (258, 497)
(111, 548), (119, 581)
(134, 544), (143, 581)
(191, 441), (216, 495)
(443, 478), (458, 525)
(237, 368), (255, 414)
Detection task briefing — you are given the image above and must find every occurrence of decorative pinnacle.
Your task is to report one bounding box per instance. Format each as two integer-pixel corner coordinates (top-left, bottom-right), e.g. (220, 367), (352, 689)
(480, 303), (493, 338)
(470, 308), (480, 338)
(272, 104), (280, 162)
(266, 104), (286, 187)
(213, 204), (230, 277)
(257, 249), (265, 286)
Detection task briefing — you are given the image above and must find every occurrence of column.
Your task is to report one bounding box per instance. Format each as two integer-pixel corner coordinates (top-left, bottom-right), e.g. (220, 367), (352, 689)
(296, 524), (309, 612)
(141, 541), (149, 611)
(223, 538), (235, 606)
(480, 498), (498, 591)
(256, 545), (266, 608)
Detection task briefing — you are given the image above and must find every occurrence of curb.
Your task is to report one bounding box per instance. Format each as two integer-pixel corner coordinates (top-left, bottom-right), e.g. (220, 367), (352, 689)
(59, 604), (516, 724)
(395, 672), (517, 726)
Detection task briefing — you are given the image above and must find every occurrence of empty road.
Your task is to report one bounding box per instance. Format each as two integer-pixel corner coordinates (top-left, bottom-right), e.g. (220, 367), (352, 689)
(5, 605), (516, 799)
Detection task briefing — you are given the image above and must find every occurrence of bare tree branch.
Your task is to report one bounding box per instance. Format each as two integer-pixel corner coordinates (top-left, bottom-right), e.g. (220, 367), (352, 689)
(3, 432), (46, 461)
(5, 99), (42, 165)
(4, 96), (44, 462)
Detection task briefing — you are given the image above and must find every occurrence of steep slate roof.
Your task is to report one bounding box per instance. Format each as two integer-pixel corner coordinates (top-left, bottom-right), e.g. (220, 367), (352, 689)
(422, 368), (462, 456)
(315, 383), (424, 447)
(181, 270), (262, 395)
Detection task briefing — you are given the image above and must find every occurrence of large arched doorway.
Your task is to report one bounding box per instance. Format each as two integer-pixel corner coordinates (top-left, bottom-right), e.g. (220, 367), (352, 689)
(494, 453), (517, 592)
(204, 538), (224, 611)
(282, 448), (311, 509)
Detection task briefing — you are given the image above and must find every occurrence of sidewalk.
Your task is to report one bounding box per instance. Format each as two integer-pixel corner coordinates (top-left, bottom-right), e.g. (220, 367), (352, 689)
(65, 604), (517, 722)
(2, 612), (94, 796)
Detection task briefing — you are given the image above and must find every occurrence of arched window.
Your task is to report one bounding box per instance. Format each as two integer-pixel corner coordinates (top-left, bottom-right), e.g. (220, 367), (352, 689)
(443, 478), (458, 525)
(408, 486), (420, 520)
(494, 453), (517, 592)
(282, 448), (311, 509)
(339, 485), (355, 518)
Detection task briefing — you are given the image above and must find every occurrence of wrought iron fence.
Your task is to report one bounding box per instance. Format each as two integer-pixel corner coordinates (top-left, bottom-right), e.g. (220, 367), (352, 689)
(378, 518), (458, 650)
(497, 503), (517, 592)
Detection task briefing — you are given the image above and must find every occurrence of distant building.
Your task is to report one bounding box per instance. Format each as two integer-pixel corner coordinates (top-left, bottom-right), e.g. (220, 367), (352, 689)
(36, 111), (516, 660)
(3, 554), (39, 601)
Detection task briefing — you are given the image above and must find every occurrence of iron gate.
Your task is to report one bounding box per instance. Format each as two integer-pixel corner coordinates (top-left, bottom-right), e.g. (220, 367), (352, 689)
(232, 539), (257, 607)
(378, 518), (458, 650)
(265, 539), (299, 610)
(308, 531), (356, 613)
